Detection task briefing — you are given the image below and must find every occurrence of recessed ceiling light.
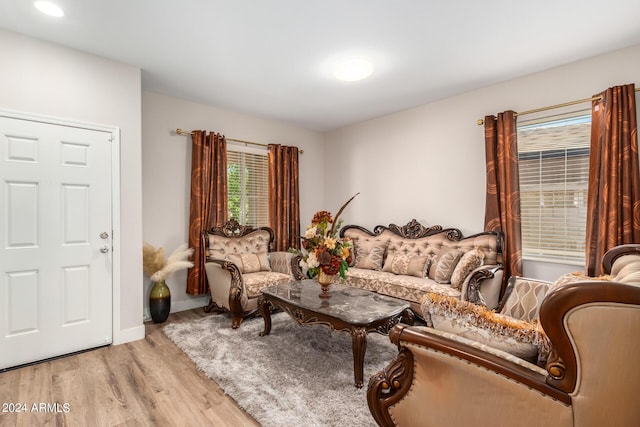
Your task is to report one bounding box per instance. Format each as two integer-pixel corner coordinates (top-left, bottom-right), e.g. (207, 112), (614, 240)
(333, 58), (374, 82)
(34, 1), (64, 17)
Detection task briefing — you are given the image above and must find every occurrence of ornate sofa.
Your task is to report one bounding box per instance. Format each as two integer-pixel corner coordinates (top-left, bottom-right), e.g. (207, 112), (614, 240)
(202, 219), (304, 328)
(367, 244), (640, 427)
(339, 220), (504, 314)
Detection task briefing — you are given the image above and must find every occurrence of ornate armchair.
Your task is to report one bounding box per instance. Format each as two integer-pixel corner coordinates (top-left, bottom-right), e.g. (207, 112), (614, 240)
(368, 244), (640, 427)
(203, 219), (304, 328)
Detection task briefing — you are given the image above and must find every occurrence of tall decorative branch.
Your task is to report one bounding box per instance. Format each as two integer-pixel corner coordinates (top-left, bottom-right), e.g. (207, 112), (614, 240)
(328, 192), (360, 237)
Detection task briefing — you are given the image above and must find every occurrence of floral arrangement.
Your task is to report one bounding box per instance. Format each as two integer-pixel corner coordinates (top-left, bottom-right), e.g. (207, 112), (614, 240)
(300, 193), (359, 279)
(143, 242), (194, 282)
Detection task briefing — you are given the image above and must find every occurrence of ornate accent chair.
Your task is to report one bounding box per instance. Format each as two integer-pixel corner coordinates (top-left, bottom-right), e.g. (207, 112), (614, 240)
(202, 219), (304, 328)
(367, 244), (640, 427)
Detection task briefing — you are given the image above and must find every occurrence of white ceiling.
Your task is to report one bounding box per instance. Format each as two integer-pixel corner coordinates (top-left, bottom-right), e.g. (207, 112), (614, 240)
(1, 0), (640, 131)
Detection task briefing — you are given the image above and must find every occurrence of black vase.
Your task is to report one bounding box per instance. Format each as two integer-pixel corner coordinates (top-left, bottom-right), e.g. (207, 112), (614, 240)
(149, 280), (171, 323)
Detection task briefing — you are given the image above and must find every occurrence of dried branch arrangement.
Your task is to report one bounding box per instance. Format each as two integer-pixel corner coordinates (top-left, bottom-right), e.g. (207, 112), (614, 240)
(143, 242), (194, 282)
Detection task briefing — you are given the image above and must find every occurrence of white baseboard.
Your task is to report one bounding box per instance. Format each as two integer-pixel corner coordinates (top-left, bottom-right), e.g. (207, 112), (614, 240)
(113, 324), (146, 345)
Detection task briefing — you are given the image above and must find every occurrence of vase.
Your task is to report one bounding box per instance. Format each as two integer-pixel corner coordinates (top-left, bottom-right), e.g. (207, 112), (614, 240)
(149, 280), (171, 323)
(317, 271), (334, 298)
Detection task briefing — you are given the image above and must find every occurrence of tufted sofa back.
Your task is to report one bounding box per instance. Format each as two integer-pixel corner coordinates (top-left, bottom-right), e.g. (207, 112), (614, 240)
(341, 225), (503, 266)
(206, 229), (272, 260)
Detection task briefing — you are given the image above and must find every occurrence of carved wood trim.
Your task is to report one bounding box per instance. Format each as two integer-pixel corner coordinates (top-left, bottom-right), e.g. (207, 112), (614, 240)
(540, 281), (640, 393)
(465, 266), (502, 306)
(290, 253), (304, 280)
(204, 219), (276, 253)
(367, 326), (415, 427)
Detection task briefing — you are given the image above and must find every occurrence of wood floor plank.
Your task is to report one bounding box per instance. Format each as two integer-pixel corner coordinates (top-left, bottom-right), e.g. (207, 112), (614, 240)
(0, 309), (259, 427)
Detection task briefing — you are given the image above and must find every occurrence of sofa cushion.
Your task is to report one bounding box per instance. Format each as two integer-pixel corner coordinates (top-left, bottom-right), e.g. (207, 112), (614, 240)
(422, 293), (549, 364)
(345, 268), (461, 303)
(450, 248), (485, 289)
(354, 239), (387, 270)
(227, 251), (271, 273)
(432, 249), (464, 284)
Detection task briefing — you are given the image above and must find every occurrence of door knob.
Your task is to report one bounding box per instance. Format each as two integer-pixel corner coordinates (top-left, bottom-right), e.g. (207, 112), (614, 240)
(100, 246), (109, 253)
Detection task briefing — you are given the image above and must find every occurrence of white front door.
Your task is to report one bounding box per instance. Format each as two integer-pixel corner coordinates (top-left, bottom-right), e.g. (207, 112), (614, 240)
(0, 114), (113, 370)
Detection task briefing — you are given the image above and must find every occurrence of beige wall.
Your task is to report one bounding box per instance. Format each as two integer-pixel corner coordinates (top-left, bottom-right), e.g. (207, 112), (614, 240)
(141, 91), (324, 315)
(0, 29), (144, 342)
(325, 44), (640, 281)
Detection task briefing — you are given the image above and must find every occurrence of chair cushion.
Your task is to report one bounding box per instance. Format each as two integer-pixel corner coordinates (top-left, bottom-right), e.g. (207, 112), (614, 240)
(243, 271), (292, 297)
(421, 293), (550, 364)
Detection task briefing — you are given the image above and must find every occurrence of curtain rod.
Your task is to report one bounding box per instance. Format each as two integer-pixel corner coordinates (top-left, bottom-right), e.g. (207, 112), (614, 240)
(476, 86), (640, 125)
(175, 128), (304, 154)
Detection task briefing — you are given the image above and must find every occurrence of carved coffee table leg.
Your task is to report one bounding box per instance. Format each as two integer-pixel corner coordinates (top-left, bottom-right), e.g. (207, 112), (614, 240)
(351, 327), (368, 388)
(258, 296), (272, 337)
(401, 308), (415, 326)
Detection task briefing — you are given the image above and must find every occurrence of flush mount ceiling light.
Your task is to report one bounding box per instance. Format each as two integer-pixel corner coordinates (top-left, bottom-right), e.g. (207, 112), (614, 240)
(34, 1), (64, 17)
(333, 58), (374, 82)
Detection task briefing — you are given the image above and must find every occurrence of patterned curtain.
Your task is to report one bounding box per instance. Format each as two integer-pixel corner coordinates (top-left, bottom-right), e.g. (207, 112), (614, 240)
(186, 131), (228, 295)
(268, 144), (300, 251)
(484, 111), (522, 288)
(585, 84), (640, 276)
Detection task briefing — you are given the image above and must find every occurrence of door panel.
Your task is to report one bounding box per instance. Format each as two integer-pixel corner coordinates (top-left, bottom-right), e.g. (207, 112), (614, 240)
(0, 115), (113, 369)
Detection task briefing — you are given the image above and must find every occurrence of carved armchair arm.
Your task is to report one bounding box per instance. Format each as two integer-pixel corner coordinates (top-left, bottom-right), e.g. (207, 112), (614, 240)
(268, 251), (304, 279)
(204, 259), (247, 313)
(368, 324), (571, 427)
(460, 265), (504, 309)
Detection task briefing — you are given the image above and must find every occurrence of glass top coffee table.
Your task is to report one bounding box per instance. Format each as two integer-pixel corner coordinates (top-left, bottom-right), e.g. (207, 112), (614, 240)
(258, 279), (413, 388)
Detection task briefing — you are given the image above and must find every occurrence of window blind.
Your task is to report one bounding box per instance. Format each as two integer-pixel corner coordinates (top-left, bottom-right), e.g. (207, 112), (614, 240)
(227, 149), (269, 227)
(517, 114), (591, 262)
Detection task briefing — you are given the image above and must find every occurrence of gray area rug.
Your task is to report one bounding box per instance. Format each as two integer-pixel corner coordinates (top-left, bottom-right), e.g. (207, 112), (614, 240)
(163, 312), (399, 426)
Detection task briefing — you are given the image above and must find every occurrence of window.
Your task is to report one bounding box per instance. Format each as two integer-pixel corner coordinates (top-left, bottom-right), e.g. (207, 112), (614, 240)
(517, 113), (591, 263)
(227, 148), (269, 227)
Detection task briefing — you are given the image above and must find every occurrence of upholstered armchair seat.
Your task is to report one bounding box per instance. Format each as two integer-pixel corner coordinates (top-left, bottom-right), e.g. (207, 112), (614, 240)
(203, 219), (303, 328)
(368, 244), (640, 427)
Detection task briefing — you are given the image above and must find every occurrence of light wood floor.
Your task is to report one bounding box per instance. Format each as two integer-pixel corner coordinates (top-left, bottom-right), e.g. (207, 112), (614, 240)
(0, 309), (260, 427)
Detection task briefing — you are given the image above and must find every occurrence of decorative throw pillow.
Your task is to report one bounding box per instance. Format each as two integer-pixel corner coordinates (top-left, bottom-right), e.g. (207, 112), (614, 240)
(500, 277), (554, 322)
(432, 250), (464, 284)
(421, 293), (550, 364)
(354, 239), (387, 270)
(385, 253), (431, 278)
(227, 252), (271, 273)
(450, 247), (485, 289)
(381, 242), (403, 272)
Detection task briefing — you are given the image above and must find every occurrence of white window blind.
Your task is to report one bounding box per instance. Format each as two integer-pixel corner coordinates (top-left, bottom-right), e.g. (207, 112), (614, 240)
(227, 148), (269, 227)
(517, 113), (591, 262)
